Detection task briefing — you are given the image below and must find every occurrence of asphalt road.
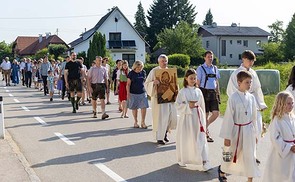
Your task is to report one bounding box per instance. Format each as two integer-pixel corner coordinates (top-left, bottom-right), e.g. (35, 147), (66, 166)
(1, 83), (271, 182)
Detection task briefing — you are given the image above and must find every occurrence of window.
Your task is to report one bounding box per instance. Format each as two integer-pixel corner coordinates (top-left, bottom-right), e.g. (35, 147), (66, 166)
(230, 54), (233, 58)
(206, 41), (209, 48)
(230, 40), (232, 44)
(109, 33), (122, 48)
(109, 33), (121, 41)
(256, 40), (262, 47)
(238, 54), (242, 60)
(122, 40), (136, 47)
(122, 54), (135, 66)
(221, 40), (226, 56)
(243, 40), (248, 47)
(237, 40), (242, 45)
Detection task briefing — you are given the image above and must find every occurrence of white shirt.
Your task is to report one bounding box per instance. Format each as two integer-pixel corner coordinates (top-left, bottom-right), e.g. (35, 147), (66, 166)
(0, 61), (11, 70)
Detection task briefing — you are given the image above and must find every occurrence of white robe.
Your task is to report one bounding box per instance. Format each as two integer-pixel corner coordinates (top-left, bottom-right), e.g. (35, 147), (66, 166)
(176, 86), (209, 166)
(262, 114), (295, 182)
(226, 65), (267, 138)
(286, 85), (295, 115)
(220, 90), (260, 177)
(144, 66), (177, 140)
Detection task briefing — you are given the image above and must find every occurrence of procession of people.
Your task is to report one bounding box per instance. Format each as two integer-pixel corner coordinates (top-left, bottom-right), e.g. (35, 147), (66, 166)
(1, 49), (294, 182)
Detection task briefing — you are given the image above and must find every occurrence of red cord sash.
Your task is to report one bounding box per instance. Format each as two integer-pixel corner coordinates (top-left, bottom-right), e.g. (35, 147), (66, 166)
(194, 105), (205, 133)
(233, 121), (252, 163)
(283, 139), (295, 143)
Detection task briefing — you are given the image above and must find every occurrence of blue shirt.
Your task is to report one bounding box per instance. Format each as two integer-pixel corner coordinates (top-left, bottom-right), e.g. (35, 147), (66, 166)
(127, 70), (146, 94)
(196, 63), (220, 89)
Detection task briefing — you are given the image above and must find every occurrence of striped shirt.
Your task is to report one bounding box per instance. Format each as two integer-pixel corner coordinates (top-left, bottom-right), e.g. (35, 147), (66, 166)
(87, 66), (108, 84)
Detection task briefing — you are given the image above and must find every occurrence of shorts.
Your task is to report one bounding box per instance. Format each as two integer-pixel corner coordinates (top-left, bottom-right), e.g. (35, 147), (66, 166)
(200, 88), (219, 113)
(68, 79), (82, 92)
(91, 83), (106, 100)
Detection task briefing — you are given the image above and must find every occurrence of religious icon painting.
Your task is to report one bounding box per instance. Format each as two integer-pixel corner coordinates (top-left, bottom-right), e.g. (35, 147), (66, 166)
(155, 68), (178, 104)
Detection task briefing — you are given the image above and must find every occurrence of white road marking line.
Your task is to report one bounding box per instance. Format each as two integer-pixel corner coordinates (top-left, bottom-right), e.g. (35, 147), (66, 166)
(34, 117), (48, 126)
(21, 106), (30, 111)
(3, 87), (7, 89)
(94, 163), (127, 182)
(14, 99), (20, 103)
(54, 132), (75, 145)
(9, 94), (13, 97)
(5, 90), (9, 92)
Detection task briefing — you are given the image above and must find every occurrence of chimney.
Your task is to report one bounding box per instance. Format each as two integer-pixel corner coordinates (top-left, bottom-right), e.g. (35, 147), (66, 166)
(45, 32), (51, 39)
(38, 34), (43, 43)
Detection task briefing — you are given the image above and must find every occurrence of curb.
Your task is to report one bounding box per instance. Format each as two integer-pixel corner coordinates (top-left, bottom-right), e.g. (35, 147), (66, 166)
(5, 130), (41, 182)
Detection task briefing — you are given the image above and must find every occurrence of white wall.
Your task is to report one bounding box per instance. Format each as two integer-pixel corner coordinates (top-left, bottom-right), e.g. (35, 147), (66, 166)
(72, 9), (146, 62)
(202, 36), (268, 65)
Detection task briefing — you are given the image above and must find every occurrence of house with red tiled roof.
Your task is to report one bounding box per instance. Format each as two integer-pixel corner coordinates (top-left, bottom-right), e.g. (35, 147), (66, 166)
(12, 33), (68, 57)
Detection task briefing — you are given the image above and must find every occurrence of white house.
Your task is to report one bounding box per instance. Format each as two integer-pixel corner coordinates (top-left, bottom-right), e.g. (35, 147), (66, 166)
(69, 6), (147, 66)
(198, 23), (271, 65)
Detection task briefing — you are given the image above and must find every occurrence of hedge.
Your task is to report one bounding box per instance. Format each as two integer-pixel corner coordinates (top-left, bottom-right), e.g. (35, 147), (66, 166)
(168, 54), (190, 67)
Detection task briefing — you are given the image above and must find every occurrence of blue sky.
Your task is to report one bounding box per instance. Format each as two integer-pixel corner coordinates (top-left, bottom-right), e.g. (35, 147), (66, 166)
(0, 0), (294, 44)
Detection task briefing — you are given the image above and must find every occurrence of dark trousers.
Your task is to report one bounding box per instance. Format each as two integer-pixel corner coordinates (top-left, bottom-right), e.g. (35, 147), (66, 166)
(61, 75), (67, 97)
(42, 75), (48, 95)
(25, 71), (32, 87)
(21, 70), (25, 85)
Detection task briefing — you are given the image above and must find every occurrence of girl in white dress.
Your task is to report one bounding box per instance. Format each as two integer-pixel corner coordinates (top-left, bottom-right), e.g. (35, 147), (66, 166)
(285, 65), (295, 115)
(262, 91), (295, 182)
(219, 71), (259, 182)
(176, 69), (211, 171)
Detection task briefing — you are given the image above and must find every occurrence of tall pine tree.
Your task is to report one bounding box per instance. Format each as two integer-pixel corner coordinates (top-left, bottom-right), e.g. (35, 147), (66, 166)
(134, 1), (148, 38)
(147, 0), (197, 50)
(283, 13), (295, 60)
(202, 9), (213, 25)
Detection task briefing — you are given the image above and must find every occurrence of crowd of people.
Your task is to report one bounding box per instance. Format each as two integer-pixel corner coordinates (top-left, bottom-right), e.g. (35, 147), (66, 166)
(1, 50), (294, 182)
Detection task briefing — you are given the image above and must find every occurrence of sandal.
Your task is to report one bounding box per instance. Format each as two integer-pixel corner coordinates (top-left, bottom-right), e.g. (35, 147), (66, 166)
(141, 123), (148, 129)
(218, 165), (227, 182)
(134, 124), (139, 128)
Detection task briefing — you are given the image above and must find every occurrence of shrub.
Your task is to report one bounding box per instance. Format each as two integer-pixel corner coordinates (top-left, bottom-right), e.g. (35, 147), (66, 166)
(168, 54), (190, 67)
(144, 63), (186, 78)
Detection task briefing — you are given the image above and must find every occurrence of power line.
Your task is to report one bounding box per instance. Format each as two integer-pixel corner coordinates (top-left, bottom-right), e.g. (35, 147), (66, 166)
(0, 14), (105, 20)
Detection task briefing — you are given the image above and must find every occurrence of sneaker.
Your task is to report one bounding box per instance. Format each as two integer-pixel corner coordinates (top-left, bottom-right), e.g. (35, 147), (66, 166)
(106, 101), (111, 105)
(93, 111), (97, 118)
(101, 113), (109, 120)
(72, 109), (76, 113)
(157, 140), (165, 145)
(207, 135), (214, 142)
(50, 98), (53, 101)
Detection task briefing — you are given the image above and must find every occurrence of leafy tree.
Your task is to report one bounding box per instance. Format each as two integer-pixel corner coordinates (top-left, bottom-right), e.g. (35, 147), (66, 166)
(35, 48), (49, 59)
(283, 13), (295, 60)
(48, 44), (67, 60)
(147, 0), (197, 49)
(268, 20), (285, 43)
(256, 42), (284, 64)
(0, 41), (12, 59)
(202, 9), (213, 25)
(155, 21), (205, 58)
(87, 32), (106, 67)
(134, 1), (148, 38)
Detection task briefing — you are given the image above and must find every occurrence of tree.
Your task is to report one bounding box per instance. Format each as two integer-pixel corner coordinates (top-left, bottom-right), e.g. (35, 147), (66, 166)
(147, 0), (197, 49)
(87, 32), (106, 67)
(283, 13), (295, 60)
(0, 41), (12, 59)
(134, 1), (148, 38)
(35, 48), (49, 59)
(256, 42), (284, 64)
(48, 44), (67, 60)
(202, 9), (213, 25)
(268, 20), (285, 43)
(155, 21), (205, 58)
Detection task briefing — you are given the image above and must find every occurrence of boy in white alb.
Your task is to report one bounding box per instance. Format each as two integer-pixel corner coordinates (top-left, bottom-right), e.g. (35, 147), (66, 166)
(219, 71), (259, 182)
(227, 50), (267, 164)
